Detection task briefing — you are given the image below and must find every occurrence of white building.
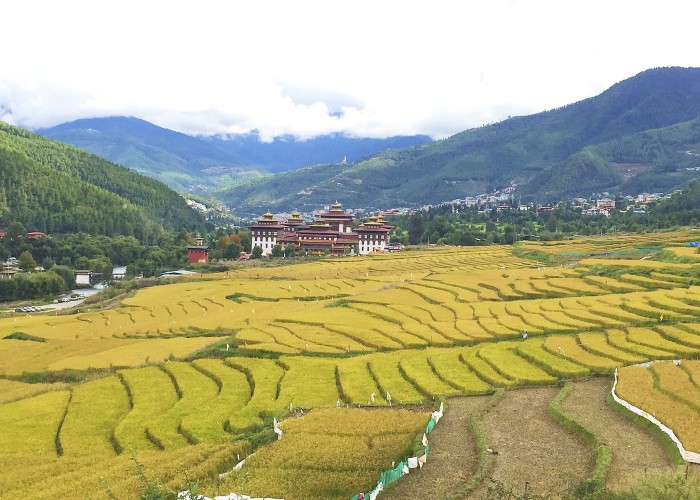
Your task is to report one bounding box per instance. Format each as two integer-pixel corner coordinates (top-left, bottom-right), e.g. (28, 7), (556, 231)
(249, 212), (285, 256)
(356, 215), (392, 255)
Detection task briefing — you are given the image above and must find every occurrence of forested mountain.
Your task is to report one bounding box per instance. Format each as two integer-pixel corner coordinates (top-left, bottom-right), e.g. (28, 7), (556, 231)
(38, 117), (263, 192)
(218, 67), (700, 214)
(0, 122), (204, 241)
(38, 117), (430, 192)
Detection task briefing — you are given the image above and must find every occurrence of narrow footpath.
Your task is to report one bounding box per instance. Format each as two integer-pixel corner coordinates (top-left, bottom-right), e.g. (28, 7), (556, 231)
(382, 395), (490, 499)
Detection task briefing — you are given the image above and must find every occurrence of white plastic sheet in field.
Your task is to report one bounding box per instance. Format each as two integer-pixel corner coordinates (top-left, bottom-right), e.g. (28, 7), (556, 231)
(432, 402), (444, 423)
(178, 492), (283, 500)
(273, 417), (283, 440)
(612, 366), (700, 464)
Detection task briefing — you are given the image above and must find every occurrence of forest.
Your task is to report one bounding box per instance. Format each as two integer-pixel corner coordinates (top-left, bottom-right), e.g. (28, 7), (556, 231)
(0, 122), (205, 241)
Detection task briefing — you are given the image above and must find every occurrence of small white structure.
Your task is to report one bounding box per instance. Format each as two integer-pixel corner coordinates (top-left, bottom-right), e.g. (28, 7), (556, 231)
(75, 270), (92, 285)
(112, 266), (127, 280)
(159, 269), (198, 278)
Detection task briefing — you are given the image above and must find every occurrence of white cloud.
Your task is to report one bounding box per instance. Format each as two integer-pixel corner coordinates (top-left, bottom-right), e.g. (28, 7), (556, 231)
(2, 0), (700, 139)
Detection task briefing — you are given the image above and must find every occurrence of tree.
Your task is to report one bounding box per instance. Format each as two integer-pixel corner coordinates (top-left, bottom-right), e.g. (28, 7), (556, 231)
(239, 231), (252, 252)
(407, 213), (426, 245)
(0, 279), (16, 301)
(88, 256), (113, 280)
(251, 246), (263, 259)
(285, 244), (296, 257)
(227, 242), (243, 260)
(503, 225), (517, 244)
(18, 250), (37, 272)
(75, 256), (90, 269)
(271, 245), (284, 257)
(173, 230), (194, 246)
(5, 222), (26, 245)
(52, 265), (76, 289)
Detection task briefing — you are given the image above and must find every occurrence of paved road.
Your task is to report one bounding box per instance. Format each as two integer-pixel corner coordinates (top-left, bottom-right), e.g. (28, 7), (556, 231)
(1, 298), (86, 315)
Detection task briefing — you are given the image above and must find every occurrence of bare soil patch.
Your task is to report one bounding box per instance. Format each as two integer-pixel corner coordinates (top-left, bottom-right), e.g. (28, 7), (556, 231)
(474, 386), (591, 498)
(560, 377), (674, 490)
(610, 163), (653, 182)
(382, 395), (491, 499)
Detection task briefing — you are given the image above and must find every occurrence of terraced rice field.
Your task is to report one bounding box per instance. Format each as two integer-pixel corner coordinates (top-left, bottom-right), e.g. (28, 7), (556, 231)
(616, 360), (700, 452)
(213, 407), (429, 500)
(0, 235), (699, 498)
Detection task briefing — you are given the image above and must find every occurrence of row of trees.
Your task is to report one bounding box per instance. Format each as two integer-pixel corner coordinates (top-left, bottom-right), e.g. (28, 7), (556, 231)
(0, 271), (66, 302)
(1, 227), (196, 302)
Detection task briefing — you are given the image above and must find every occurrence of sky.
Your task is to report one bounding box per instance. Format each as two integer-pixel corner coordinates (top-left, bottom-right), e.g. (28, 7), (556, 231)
(2, 0), (700, 141)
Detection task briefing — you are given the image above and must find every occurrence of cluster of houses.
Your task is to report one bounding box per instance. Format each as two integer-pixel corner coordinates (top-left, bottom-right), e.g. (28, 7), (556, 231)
(421, 187), (676, 218)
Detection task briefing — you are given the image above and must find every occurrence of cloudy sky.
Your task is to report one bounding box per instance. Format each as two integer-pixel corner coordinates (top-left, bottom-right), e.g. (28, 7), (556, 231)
(2, 0), (699, 141)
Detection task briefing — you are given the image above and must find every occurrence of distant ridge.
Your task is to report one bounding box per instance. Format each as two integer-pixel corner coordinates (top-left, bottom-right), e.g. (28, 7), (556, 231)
(38, 117), (431, 193)
(217, 67), (700, 214)
(206, 132), (432, 173)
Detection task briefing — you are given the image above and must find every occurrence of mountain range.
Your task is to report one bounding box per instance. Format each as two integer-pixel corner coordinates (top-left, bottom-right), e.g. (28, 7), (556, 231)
(217, 67), (700, 215)
(38, 118), (430, 193)
(28, 67), (700, 217)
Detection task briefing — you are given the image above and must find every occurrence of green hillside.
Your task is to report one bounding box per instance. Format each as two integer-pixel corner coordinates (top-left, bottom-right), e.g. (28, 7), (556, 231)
(37, 116), (264, 192)
(526, 117), (700, 198)
(0, 122), (204, 241)
(218, 67), (700, 213)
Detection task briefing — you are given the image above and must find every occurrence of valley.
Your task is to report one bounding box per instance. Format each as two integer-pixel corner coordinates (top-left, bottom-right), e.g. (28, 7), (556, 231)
(1, 233), (700, 498)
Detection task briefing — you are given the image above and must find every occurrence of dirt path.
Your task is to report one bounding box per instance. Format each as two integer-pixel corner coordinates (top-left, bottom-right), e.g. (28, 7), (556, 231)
(560, 377), (675, 490)
(382, 395), (491, 499)
(473, 386), (591, 498)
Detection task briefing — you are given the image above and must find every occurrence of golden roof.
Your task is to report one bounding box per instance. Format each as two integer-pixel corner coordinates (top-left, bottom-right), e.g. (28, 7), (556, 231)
(258, 211), (276, 222)
(363, 215), (383, 227)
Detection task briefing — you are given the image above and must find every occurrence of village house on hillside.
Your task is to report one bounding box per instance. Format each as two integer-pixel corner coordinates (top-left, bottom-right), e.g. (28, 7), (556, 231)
(249, 201), (393, 256)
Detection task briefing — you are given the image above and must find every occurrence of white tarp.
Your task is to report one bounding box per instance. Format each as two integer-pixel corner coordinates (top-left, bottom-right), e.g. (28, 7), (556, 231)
(273, 417), (284, 440)
(432, 402), (444, 424)
(178, 492), (283, 500)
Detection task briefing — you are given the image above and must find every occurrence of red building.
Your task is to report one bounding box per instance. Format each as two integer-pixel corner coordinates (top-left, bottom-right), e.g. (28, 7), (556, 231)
(187, 237), (209, 264)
